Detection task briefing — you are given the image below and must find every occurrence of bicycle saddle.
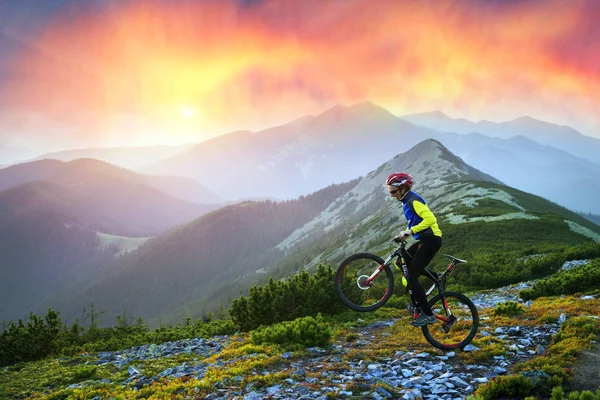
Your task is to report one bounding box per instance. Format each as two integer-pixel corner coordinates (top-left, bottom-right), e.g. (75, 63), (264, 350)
(443, 254), (467, 263)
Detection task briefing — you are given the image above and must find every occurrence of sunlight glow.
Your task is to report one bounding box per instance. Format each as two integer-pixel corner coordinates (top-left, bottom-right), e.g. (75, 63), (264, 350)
(1, 0), (599, 146)
(179, 106), (198, 119)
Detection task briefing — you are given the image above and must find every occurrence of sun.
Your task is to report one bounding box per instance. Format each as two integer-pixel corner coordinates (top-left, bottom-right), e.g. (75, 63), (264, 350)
(179, 106), (198, 119)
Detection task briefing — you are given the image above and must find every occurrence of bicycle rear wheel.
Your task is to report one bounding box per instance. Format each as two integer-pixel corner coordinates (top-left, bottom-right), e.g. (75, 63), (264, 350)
(335, 253), (394, 312)
(422, 292), (479, 350)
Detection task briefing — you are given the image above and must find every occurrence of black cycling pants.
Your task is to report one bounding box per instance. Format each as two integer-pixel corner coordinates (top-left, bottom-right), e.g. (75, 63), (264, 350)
(407, 235), (442, 316)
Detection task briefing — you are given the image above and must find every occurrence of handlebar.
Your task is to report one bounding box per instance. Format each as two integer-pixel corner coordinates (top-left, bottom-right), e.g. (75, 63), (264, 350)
(391, 237), (407, 246)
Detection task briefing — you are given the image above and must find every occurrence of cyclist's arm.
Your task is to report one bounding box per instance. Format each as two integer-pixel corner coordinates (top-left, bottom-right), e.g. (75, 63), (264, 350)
(410, 200), (438, 234)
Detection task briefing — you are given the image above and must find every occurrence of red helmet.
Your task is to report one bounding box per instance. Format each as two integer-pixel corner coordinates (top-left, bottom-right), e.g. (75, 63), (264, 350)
(386, 172), (413, 189)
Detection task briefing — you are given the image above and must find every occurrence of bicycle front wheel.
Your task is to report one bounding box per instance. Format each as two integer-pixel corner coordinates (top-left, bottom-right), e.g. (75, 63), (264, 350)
(335, 253), (394, 312)
(422, 292), (479, 351)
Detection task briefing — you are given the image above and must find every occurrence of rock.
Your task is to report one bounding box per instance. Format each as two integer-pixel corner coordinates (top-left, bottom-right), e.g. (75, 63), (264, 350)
(243, 392), (262, 400)
(519, 339), (532, 347)
(494, 366), (507, 374)
(412, 387), (424, 400)
(463, 344), (480, 352)
(376, 386), (393, 398)
(507, 326), (521, 336)
(558, 313), (567, 324)
(266, 384), (281, 395)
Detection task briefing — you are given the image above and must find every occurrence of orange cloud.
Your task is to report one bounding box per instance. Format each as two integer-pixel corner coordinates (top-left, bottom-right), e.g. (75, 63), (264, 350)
(2, 0), (599, 146)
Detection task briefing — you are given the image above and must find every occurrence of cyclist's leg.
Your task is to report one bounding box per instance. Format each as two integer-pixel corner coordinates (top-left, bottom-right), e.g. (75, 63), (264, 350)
(407, 236), (442, 316)
(405, 242), (420, 266)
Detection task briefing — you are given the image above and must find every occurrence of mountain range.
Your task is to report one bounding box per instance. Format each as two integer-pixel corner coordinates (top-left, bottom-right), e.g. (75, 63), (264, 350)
(136, 102), (600, 214)
(141, 103), (443, 200)
(402, 111), (600, 165)
(0, 158), (222, 234)
(11, 139), (598, 326)
(6, 103), (598, 213)
(2, 102), (600, 326)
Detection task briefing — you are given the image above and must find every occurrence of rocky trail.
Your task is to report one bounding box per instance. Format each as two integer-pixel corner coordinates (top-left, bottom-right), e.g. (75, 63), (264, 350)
(57, 280), (583, 400)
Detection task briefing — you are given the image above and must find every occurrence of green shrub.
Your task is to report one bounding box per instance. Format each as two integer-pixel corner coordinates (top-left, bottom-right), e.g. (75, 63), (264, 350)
(563, 242), (600, 261)
(250, 314), (332, 348)
(475, 375), (535, 399)
(568, 391), (581, 400)
(493, 301), (525, 316)
(230, 265), (345, 331)
(71, 365), (98, 382)
(553, 317), (600, 345)
(520, 260), (600, 301)
(580, 391), (598, 400)
(345, 333), (359, 342)
(552, 386), (565, 400)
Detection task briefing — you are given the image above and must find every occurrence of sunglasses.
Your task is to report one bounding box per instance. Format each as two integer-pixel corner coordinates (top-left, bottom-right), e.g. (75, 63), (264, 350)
(389, 189), (400, 195)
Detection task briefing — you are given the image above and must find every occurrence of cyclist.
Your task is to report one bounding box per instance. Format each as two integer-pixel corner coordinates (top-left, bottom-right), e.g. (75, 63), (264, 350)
(386, 172), (443, 327)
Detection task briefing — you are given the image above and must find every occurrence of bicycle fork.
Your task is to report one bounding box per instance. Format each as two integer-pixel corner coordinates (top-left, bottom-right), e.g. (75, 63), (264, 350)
(364, 252), (398, 286)
(424, 276), (457, 330)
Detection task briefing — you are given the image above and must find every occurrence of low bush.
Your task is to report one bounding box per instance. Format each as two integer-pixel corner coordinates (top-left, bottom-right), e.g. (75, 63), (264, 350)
(250, 314), (332, 348)
(473, 375), (535, 399)
(493, 301), (525, 316)
(520, 260), (600, 301)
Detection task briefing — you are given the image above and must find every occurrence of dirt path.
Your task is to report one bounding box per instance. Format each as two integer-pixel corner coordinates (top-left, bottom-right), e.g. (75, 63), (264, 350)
(568, 343), (600, 393)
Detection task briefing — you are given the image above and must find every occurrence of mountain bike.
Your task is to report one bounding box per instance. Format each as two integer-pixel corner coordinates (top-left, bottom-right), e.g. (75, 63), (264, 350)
(334, 237), (479, 350)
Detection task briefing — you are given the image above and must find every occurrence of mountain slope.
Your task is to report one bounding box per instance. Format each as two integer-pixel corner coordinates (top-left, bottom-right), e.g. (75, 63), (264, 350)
(43, 140), (600, 327)
(0, 157), (222, 204)
(0, 182), (120, 323)
(141, 102), (600, 214)
(423, 132), (600, 214)
(402, 111), (600, 164)
(142, 102), (433, 200)
(270, 139), (600, 282)
(0, 159), (220, 236)
(42, 180), (359, 325)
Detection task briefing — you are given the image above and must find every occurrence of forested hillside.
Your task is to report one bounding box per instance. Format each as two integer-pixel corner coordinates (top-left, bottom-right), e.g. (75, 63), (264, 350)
(45, 139), (600, 327)
(0, 184), (117, 322)
(44, 180), (359, 325)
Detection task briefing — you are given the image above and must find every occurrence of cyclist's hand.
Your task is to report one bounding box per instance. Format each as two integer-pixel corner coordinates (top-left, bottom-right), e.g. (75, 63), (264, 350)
(393, 231), (409, 243)
(399, 229), (413, 239)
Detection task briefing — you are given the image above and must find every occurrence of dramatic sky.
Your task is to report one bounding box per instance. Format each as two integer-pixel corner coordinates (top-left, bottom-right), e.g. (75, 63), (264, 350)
(0, 0), (599, 151)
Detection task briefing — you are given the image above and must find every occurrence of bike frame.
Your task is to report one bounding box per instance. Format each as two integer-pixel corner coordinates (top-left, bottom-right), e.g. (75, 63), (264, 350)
(371, 240), (463, 323)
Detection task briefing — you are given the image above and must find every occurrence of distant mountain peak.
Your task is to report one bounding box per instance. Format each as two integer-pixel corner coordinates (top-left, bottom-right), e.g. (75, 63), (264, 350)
(65, 157), (124, 170)
(384, 139), (502, 187)
(407, 110), (451, 119)
(318, 101), (397, 121)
